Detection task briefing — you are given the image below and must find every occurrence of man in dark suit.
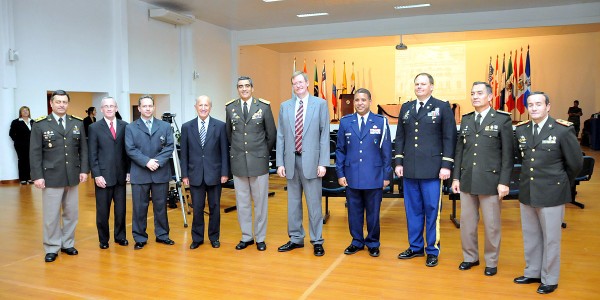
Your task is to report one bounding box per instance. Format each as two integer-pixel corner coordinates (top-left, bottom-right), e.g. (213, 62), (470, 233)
(513, 92), (583, 294)
(276, 71), (330, 257)
(336, 88), (392, 258)
(30, 90), (89, 262)
(394, 73), (457, 267)
(88, 97), (130, 249)
(225, 76), (276, 251)
(181, 95), (229, 250)
(452, 82), (513, 276)
(125, 95), (175, 250)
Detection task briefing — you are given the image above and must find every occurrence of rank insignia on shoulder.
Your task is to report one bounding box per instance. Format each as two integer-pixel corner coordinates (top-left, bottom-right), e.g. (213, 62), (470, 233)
(516, 120), (530, 127)
(496, 110), (511, 115)
(462, 111), (474, 116)
(225, 98), (237, 106)
(34, 116), (47, 122)
(555, 119), (573, 127)
(258, 98), (270, 105)
(71, 115), (83, 121)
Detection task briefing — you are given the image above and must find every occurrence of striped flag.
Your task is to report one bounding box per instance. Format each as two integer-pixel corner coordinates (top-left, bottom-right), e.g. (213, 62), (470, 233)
(516, 48), (526, 114)
(332, 60), (337, 115)
(523, 46), (531, 110)
(505, 51), (515, 112)
(313, 60), (319, 97)
(493, 55), (499, 109)
(487, 57), (494, 84)
(499, 54), (506, 110)
(342, 61), (348, 93)
(351, 62), (356, 94)
(320, 61), (327, 102)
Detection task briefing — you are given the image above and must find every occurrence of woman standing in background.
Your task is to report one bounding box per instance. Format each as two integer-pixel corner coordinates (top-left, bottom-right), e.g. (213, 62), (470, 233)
(83, 106), (96, 137)
(9, 106), (33, 184)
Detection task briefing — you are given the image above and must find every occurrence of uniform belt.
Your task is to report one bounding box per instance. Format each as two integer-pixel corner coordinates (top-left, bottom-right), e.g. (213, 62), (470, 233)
(295, 151), (302, 156)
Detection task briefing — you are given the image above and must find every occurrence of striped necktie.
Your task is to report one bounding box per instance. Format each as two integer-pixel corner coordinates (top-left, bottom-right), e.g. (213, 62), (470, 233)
(199, 120), (206, 148)
(295, 100), (304, 152)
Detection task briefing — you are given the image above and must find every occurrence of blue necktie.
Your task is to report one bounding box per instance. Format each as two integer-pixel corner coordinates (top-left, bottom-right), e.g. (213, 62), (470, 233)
(360, 116), (366, 135)
(199, 120), (206, 148)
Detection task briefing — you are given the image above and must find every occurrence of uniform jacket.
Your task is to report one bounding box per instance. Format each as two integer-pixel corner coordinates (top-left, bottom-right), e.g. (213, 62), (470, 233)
(125, 117), (174, 184)
(515, 117), (583, 207)
(276, 95), (330, 180)
(394, 97), (457, 179)
(336, 113), (392, 189)
(88, 119), (130, 186)
(453, 109), (513, 195)
(29, 114), (89, 187)
(180, 116), (229, 186)
(225, 98), (276, 177)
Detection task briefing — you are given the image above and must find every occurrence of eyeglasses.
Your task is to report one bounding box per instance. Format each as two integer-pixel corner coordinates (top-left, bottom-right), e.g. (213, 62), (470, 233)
(102, 105), (117, 109)
(292, 81), (306, 86)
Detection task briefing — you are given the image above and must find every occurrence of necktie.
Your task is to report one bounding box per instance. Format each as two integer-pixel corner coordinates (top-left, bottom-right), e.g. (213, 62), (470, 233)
(199, 120), (206, 148)
(146, 120), (152, 134)
(58, 117), (65, 133)
(533, 123), (540, 144)
(243, 102), (249, 120)
(475, 113), (481, 131)
(418, 102), (424, 114)
(295, 100), (304, 152)
(109, 121), (116, 140)
(360, 116), (366, 135)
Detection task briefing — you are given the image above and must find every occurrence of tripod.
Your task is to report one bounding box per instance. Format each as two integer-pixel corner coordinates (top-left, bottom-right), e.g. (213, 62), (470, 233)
(166, 116), (191, 227)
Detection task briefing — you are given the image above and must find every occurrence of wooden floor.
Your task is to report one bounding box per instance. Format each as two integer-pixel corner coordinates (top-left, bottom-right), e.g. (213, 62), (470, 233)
(1, 148), (599, 299)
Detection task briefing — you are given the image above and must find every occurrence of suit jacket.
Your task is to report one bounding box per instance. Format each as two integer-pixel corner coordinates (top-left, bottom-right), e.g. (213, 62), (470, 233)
(453, 109), (513, 195)
(29, 114), (89, 187)
(276, 95), (330, 180)
(9, 118), (32, 150)
(88, 118), (130, 186)
(225, 97), (276, 177)
(515, 117), (583, 207)
(336, 112), (392, 189)
(125, 117), (174, 184)
(180, 116), (229, 186)
(394, 96), (457, 179)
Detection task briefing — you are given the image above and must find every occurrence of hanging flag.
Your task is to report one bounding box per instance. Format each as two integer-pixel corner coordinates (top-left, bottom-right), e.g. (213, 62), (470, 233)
(487, 57), (494, 84)
(499, 54), (506, 111)
(505, 51), (515, 112)
(523, 46), (531, 110)
(303, 59), (307, 74)
(493, 55), (499, 110)
(342, 61), (348, 94)
(516, 48), (526, 114)
(313, 60), (319, 97)
(320, 61), (328, 102)
(351, 62), (356, 94)
(332, 60), (337, 115)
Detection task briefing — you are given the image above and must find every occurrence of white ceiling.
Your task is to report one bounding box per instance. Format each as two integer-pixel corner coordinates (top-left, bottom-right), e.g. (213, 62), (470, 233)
(141, 0), (600, 31)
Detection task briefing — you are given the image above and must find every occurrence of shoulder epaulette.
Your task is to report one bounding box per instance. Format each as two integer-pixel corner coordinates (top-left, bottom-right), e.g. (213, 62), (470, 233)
(496, 110), (511, 115)
(462, 111), (474, 116)
(341, 114), (353, 119)
(371, 113), (384, 118)
(555, 119), (573, 127)
(71, 115), (83, 121)
(440, 99), (448, 102)
(34, 116), (47, 122)
(225, 98), (237, 106)
(516, 120), (530, 127)
(258, 98), (270, 105)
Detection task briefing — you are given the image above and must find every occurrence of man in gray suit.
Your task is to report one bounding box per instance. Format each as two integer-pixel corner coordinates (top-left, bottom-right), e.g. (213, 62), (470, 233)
(225, 76), (276, 251)
(513, 92), (582, 294)
(276, 71), (330, 257)
(30, 90), (89, 262)
(452, 82), (513, 276)
(125, 95), (175, 250)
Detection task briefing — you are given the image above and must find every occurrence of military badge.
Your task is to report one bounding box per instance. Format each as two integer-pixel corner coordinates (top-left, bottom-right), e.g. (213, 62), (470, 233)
(518, 135), (526, 143)
(72, 126), (80, 134)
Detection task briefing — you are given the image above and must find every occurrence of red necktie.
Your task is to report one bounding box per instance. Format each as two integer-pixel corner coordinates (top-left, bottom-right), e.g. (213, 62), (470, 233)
(110, 121), (116, 140)
(295, 100), (304, 152)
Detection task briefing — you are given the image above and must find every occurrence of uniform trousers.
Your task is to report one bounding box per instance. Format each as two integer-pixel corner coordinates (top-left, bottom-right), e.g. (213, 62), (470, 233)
(131, 183), (170, 242)
(346, 187), (382, 249)
(286, 154), (324, 245)
(459, 193), (501, 267)
(95, 184), (127, 244)
(520, 203), (564, 285)
(402, 178), (442, 256)
(233, 174), (269, 243)
(42, 186), (79, 253)
(190, 181), (221, 243)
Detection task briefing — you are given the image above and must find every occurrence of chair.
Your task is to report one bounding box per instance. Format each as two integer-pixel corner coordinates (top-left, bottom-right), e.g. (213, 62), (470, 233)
(570, 156), (595, 209)
(321, 165), (346, 224)
(329, 140), (337, 161)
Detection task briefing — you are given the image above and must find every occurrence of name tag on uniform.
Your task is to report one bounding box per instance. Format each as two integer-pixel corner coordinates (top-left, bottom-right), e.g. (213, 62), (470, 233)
(370, 128), (381, 134)
(345, 132), (352, 136)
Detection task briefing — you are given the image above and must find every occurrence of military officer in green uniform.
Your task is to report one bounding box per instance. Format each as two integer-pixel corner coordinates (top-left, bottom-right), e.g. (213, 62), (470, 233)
(452, 82), (513, 276)
(513, 92), (583, 294)
(225, 76), (276, 251)
(30, 90), (89, 263)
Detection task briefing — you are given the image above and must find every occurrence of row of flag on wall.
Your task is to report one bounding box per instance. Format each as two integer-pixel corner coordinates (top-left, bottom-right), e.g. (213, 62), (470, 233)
(293, 58), (356, 115)
(487, 46), (531, 116)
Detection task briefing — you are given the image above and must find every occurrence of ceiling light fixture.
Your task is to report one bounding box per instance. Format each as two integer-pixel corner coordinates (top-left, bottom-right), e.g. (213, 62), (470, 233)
(263, 0), (284, 2)
(394, 3), (431, 10)
(395, 35), (408, 50)
(297, 12), (329, 18)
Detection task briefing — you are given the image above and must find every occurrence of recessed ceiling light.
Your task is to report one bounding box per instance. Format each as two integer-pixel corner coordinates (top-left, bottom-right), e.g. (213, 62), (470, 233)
(394, 3), (431, 10)
(297, 12), (329, 18)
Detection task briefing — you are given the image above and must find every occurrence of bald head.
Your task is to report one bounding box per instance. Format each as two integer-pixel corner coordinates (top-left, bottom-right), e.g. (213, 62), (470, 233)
(195, 95), (212, 120)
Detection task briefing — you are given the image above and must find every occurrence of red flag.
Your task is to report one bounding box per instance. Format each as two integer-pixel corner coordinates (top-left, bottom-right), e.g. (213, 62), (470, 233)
(493, 55), (499, 109)
(320, 61), (327, 102)
(303, 59), (307, 74)
(505, 51), (515, 112)
(516, 48), (525, 114)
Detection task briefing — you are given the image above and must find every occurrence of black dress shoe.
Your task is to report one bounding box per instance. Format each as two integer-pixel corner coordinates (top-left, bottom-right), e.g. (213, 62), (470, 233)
(134, 242), (147, 250)
(368, 247), (380, 257)
(211, 240), (220, 248)
(513, 276), (542, 284)
(235, 240), (255, 250)
(190, 241), (203, 249)
(60, 247), (78, 255)
(537, 284), (558, 294)
(485, 267), (498, 276)
(458, 261), (480, 270)
(44, 253), (58, 262)
(256, 242), (266, 251)
(314, 244), (325, 256)
(425, 254), (438, 267)
(398, 248), (424, 259)
(344, 244), (364, 255)
(115, 239), (129, 246)
(277, 241), (304, 252)
(99, 242), (109, 249)
(156, 238), (175, 245)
